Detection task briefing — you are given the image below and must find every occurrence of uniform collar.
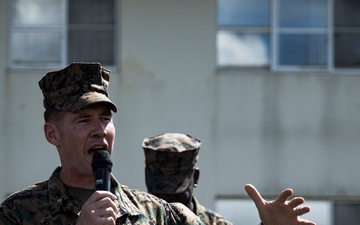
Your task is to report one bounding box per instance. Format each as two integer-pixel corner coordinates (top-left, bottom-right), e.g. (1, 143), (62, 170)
(192, 196), (204, 216)
(47, 167), (83, 216)
(47, 167), (145, 221)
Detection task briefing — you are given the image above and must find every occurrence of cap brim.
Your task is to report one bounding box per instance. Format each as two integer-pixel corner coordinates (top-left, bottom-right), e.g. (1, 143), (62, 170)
(56, 92), (118, 112)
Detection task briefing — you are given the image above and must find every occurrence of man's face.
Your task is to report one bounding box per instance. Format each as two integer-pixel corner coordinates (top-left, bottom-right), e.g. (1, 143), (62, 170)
(150, 177), (195, 209)
(51, 103), (115, 178)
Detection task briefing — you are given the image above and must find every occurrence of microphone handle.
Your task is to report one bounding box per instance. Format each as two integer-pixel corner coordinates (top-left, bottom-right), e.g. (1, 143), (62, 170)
(93, 168), (111, 191)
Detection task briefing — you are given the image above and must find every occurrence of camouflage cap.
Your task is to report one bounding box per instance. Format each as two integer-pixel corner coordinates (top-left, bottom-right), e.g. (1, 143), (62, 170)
(142, 133), (201, 194)
(38, 62), (117, 112)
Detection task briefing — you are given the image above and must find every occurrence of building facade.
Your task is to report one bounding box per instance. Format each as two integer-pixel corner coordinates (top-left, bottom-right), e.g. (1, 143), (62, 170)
(1, 0), (360, 224)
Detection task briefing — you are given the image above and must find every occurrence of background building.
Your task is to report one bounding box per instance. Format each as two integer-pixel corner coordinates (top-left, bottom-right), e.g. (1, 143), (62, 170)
(1, 0), (360, 224)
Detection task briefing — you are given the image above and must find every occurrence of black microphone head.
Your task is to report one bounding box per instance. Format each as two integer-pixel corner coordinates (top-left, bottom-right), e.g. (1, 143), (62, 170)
(91, 150), (113, 172)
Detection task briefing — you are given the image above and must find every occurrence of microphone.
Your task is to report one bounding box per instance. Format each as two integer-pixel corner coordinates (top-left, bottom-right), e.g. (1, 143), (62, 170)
(91, 150), (113, 191)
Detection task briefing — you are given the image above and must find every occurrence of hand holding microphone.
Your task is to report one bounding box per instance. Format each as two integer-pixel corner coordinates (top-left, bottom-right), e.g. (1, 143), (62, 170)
(77, 150), (117, 225)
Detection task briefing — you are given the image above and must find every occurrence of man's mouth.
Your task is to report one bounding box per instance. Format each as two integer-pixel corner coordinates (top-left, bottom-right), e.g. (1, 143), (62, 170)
(89, 147), (107, 154)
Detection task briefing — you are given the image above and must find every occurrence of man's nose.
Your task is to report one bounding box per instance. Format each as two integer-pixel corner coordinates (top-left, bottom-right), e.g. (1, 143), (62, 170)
(92, 119), (107, 137)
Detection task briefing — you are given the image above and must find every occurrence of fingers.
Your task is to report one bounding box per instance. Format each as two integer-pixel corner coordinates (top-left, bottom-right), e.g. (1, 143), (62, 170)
(245, 184), (295, 206)
(274, 188), (293, 203)
(244, 184), (265, 208)
(288, 197), (305, 208)
(287, 195), (311, 217)
(92, 191), (117, 216)
(93, 199), (117, 218)
(294, 206), (311, 216)
(245, 184), (316, 225)
(87, 191), (117, 203)
(276, 189), (312, 217)
(78, 191), (117, 225)
(298, 219), (316, 225)
(91, 215), (116, 225)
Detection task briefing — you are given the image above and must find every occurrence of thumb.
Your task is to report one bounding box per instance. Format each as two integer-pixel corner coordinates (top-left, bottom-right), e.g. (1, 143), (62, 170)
(245, 184), (265, 208)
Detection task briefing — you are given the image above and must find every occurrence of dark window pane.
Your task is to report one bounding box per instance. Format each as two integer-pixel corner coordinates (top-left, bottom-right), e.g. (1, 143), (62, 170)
(217, 0), (270, 26)
(334, 0), (360, 27)
(334, 202), (360, 224)
(68, 30), (114, 65)
(334, 34), (360, 68)
(279, 0), (327, 28)
(68, 0), (115, 66)
(69, 0), (115, 24)
(279, 34), (326, 66)
(217, 31), (270, 67)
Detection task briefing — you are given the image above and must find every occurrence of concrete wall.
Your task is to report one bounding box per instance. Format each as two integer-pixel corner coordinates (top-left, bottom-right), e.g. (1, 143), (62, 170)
(215, 73), (360, 197)
(1, 0), (360, 212)
(0, 0), (8, 198)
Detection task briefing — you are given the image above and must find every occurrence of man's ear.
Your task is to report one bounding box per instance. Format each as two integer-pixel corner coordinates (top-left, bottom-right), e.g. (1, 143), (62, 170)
(194, 167), (200, 186)
(44, 122), (60, 146)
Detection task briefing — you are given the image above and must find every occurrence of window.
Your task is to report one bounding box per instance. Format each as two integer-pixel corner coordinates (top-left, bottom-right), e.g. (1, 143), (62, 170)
(9, 0), (116, 69)
(334, 0), (360, 69)
(334, 201), (360, 223)
(217, 0), (360, 72)
(217, 0), (271, 69)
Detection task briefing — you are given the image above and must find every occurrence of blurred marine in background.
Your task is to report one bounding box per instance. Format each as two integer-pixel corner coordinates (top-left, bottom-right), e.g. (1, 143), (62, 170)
(142, 132), (233, 225)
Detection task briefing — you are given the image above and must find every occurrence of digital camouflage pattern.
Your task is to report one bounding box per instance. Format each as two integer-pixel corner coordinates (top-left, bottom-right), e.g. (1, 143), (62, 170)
(0, 167), (204, 225)
(143, 133), (234, 225)
(38, 62), (117, 112)
(193, 197), (233, 225)
(142, 133), (201, 194)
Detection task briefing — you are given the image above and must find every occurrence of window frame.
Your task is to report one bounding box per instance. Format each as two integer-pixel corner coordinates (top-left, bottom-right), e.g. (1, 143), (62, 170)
(8, 0), (117, 71)
(217, 0), (360, 74)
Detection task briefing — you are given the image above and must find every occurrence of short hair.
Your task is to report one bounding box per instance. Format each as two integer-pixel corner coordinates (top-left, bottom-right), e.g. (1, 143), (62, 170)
(43, 107), (64, 124)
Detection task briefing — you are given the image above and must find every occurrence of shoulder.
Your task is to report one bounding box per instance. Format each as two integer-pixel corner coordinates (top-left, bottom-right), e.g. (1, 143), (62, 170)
(119, 184), (167, 208)
(2, 180), (49, 206)
(111, 176), (163, 204)
(195, 201), (233, 225)
(171, 202), (204, 224)
(0, 180), (49, 224)
(118, 185), (203, 224)
(200, 209), (233, 225)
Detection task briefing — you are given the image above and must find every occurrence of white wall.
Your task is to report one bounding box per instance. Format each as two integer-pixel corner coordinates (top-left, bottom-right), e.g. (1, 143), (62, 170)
(1, 0), (360, 215)
(0, 0), (8, 197)
(114, 0), (217, 208)
(215, 73), (360, 197)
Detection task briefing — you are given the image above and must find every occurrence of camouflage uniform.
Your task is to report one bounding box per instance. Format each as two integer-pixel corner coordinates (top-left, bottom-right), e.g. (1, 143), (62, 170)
(0, 167), (203, 225)
(0, 63), (204, 225)
(193, 197), (233, 225)
(142, 133), (233, 225)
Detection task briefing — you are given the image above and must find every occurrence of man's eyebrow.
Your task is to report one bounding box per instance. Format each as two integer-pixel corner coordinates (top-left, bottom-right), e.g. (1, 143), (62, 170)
(70, 108), (112, 122)
(100, 108), (113, 116)
(71, 112), (91, 121)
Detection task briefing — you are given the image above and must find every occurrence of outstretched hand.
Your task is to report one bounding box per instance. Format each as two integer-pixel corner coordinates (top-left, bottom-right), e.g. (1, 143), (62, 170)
(245, 184), (316, 225)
